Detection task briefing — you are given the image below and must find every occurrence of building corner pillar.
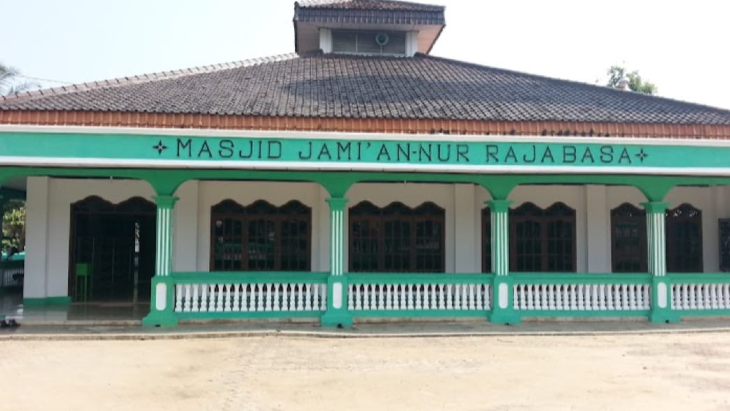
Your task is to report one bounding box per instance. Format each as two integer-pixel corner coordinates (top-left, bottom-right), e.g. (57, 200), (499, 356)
(642, 201), (678, 324)
(320, 197), (352, 328)
(143, 195), (179, 327)
(486, 199), (519, 325)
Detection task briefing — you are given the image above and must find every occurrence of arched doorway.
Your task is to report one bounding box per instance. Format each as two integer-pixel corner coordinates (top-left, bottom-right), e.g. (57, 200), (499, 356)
(69, 196), (156, 303)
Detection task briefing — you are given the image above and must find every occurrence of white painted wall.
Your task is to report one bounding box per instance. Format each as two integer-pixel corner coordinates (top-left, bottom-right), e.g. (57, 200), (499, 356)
(454, 184), (478, 273)
(173, 180), (199, 272)
(24, 179), (727, 300)
(585, 185), (611, 273)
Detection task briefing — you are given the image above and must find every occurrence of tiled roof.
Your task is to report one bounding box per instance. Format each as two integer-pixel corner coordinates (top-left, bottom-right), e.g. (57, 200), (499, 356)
(294, 0), (445, 25)
(297, 0), (444, 12)
(2, 52), (730, 125)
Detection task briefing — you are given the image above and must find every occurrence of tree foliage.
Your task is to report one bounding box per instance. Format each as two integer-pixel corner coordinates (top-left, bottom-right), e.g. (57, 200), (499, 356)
(0, 63), (34, 96)
(606, 65), (657, 95)
(2, 200), (26, 253)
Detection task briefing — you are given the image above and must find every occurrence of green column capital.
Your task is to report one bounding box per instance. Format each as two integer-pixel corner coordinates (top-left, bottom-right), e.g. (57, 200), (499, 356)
(641, 201), (669, 214)
(152, 195), (179, 208)
(326, 197), (349, 211)
(486, 199), (513, 212)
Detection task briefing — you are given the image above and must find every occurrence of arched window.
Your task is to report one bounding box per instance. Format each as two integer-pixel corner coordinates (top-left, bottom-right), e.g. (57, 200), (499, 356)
(610, 203), (647, 272)
(510, 202), (545, 272)
(210, 200), (311, 271)
(349, 201), (444, 273)
(506, 202), (576, 272)
(666, 203), (703, 272)
(544, 203), (576, 272)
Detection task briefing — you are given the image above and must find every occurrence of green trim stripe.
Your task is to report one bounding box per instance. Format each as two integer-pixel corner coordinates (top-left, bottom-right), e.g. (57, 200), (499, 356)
(23, 296), (72, 306)
(1, 131), (723, 169)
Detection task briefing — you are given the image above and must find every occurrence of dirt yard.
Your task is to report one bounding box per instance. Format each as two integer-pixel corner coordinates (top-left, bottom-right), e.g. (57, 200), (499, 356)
(2, 332), (730, 411)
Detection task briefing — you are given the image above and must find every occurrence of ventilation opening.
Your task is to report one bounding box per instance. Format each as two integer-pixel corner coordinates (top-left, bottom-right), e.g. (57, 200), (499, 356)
(332, 30), (407, 55)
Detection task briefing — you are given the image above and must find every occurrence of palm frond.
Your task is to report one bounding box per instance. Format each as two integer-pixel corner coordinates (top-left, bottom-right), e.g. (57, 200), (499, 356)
(4, 82), (37, 96)
(0, 63), (37, 96)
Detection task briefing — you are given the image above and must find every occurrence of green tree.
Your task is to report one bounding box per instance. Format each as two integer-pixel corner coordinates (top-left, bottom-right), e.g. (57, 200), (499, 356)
(0, 63), (34, 96)
(2, 200), (25, 253)
(606, 65), (657, 95)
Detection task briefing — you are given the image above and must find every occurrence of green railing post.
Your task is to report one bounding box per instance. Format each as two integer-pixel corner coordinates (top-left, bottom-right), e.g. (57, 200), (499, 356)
(487, 199), (520, 325)
(321, 197), (353, 327)
(642, 201), (679, 323)
(143, 195), (179, 327)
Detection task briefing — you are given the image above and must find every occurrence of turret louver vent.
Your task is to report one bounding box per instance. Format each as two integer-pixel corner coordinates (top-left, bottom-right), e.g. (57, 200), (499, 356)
(332, 30), (406, 55)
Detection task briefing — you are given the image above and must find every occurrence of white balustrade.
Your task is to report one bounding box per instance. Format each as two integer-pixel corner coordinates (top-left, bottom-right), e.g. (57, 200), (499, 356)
(513, 283), (651, 311)
(671, 283), (730, 310)
(174, 282), (327, 313)
(347, 283), (491, 311)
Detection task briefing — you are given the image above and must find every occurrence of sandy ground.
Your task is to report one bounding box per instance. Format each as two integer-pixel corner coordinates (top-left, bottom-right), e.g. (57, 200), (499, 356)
(2, 332), (730, 411)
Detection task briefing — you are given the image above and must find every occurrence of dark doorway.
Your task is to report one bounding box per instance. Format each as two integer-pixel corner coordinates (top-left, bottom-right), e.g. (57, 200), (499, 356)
(69, 196), (156, 303)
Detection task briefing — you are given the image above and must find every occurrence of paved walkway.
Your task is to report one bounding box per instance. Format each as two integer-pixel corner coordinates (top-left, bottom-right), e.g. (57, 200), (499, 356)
(2, 330), (730, 411)
(3, 319), (730, 340)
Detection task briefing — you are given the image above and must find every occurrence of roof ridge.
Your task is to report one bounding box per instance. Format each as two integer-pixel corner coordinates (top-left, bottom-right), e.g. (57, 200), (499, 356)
(417, 53), (730, 115)
(0, 52), (300, 104)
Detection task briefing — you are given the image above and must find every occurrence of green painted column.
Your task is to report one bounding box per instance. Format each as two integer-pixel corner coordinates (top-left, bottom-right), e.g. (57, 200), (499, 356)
(486, 199), (520, 325)
(642, 201), (679, 323)
(143, 195), (179, 327)
(321, 197), (353, 327)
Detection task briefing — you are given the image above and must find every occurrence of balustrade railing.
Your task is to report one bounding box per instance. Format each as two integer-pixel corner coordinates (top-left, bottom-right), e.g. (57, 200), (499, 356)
(669, 274), (730, 313)
(347, 273), (492, 317)
(512, 273), (651, 315)
(171, 272), (328, 319)
(163, 271), (730, 323)
(0, 260), (24, 288)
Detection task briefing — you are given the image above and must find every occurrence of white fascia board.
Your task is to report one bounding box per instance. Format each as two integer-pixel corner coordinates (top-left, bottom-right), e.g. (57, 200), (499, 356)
(2, 156), (730, 177)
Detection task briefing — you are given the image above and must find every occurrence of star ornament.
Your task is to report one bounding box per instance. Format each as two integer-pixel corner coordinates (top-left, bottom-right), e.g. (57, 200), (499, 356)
(635, 148), (648, 162)
(153, 140), (168, 155)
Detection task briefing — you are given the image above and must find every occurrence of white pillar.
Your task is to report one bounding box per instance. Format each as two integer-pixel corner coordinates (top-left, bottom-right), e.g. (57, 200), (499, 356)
(318, 186), (330, 272)
(173, 180), (199, 272)
(586, 185), (611, 273)
(24, 177), (50, 300)
(454, 184), (477, 273)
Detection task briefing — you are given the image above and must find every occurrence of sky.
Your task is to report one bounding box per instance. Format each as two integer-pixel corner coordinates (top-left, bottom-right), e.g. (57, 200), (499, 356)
(2, 0), (730, 110)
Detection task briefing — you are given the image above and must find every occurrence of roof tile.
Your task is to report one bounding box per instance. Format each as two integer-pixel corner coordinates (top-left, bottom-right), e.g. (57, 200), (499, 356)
(2, 52), (730, 125)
